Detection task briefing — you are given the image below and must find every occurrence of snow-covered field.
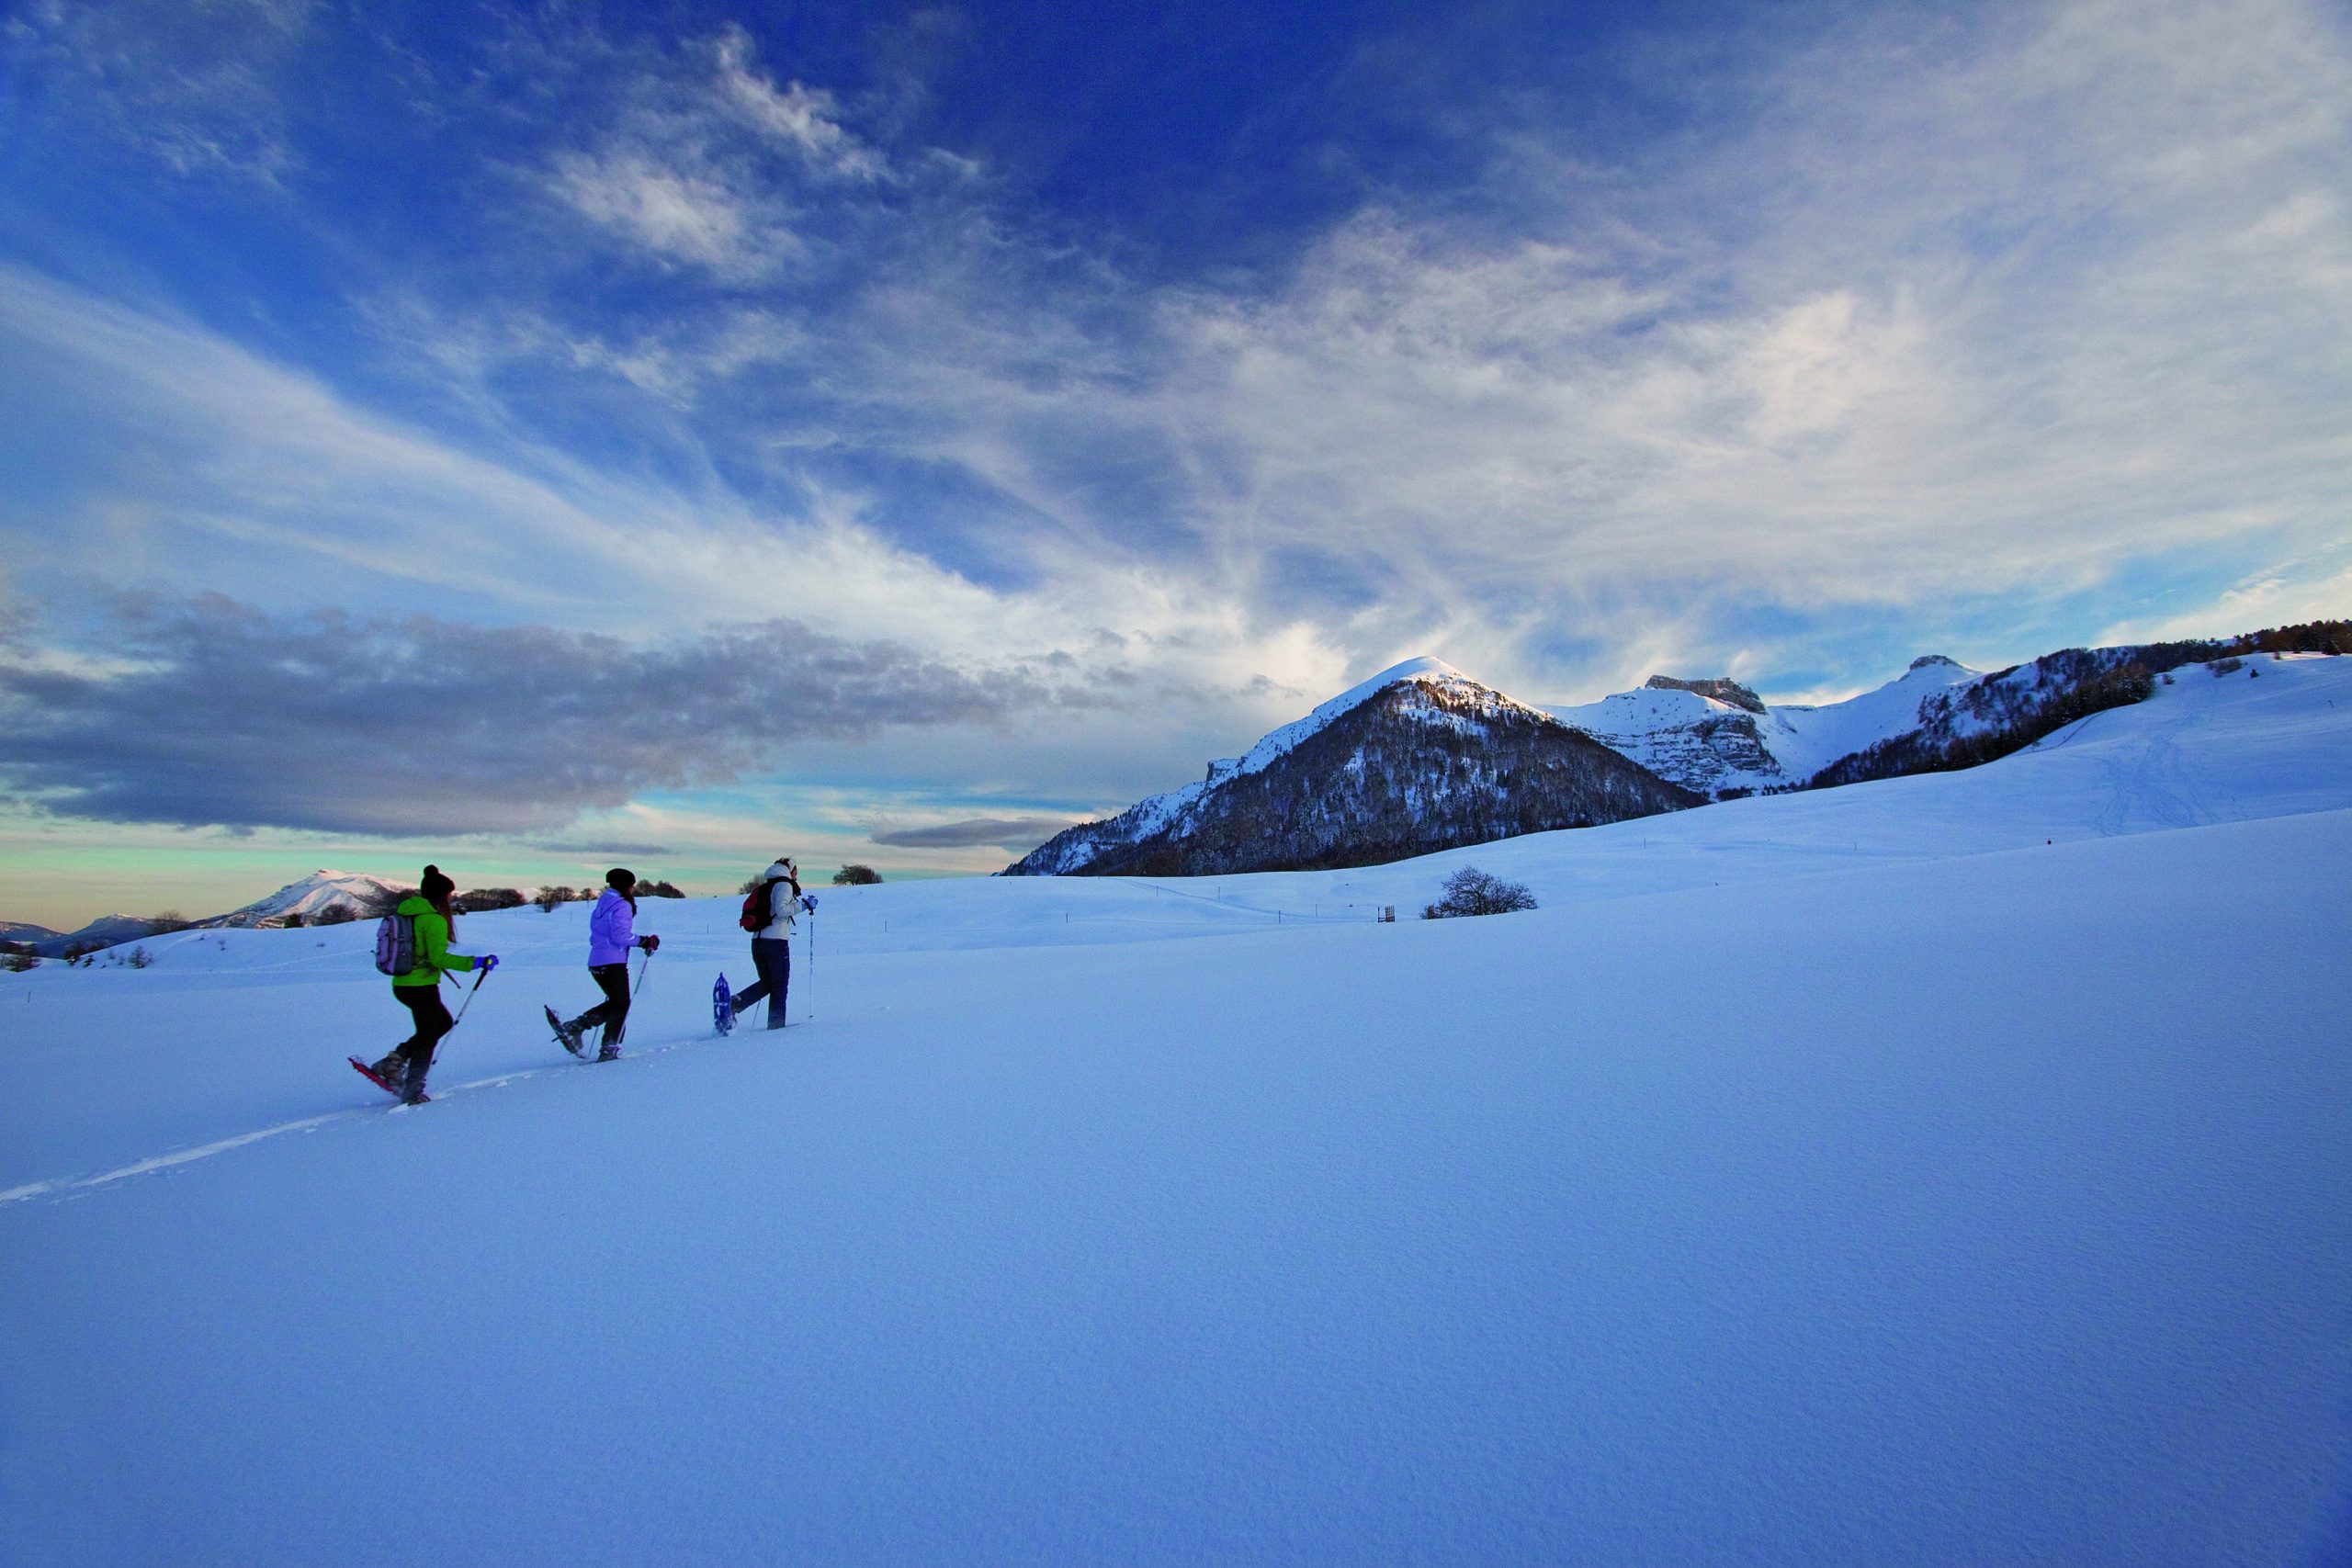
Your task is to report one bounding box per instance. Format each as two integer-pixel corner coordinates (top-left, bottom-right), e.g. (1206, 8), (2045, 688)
(5, 658), (2348, 1564)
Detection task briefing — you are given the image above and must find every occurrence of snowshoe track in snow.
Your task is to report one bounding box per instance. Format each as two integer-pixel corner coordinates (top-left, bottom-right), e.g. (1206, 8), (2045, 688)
(0, 1029), (723, 1207)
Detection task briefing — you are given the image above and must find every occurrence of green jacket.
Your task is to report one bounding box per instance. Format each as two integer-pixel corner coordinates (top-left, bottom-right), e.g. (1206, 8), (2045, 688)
(391, 894), (480, 987)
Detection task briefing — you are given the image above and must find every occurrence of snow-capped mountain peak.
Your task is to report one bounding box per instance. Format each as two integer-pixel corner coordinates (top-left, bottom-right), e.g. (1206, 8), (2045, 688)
(213, 869), (410, 928)
(1218, 657), (1478, 782)
(1006, 659), (1695, 875)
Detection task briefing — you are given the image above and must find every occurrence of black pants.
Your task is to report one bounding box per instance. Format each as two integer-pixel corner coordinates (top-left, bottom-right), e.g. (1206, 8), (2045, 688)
(394, 984), (454, 1067)
(729, 936), (791, 1028)
(571, 963), (632, 1048)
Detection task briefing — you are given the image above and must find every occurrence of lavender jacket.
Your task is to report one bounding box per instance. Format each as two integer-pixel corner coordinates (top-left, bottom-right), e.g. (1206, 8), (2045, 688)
(587, 888), (639, 966)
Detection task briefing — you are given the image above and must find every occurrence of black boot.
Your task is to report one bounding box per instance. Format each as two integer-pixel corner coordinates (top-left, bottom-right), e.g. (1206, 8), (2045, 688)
(548, 1005), (585, 1057)
(400, 1051), (432, 1104)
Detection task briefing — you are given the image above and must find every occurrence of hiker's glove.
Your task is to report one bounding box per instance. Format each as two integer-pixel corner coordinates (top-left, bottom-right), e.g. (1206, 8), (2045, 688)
(480, 954), (500, 974)
(639, 935), (661, 953)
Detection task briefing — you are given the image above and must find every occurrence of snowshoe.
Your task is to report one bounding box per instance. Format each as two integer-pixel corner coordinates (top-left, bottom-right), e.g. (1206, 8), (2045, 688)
(713, 975), (735, 1035)
(547, 1005), (585, 1058)
(350, 1055), (404, 1097)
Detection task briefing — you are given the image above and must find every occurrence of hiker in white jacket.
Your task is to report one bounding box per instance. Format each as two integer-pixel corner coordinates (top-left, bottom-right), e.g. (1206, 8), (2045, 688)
(718, 857), (801, 1031)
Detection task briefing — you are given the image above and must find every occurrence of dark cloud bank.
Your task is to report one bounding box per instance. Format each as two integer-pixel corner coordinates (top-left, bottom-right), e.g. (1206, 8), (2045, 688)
(0, 596), (1062, 837)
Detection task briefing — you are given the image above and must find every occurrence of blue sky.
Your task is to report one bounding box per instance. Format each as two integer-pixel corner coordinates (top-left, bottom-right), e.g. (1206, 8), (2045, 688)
(2, 0), (2347, 925)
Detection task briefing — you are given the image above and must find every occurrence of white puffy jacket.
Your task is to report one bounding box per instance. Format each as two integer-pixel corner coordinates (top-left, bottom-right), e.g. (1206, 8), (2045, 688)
(752, 860), (803, 940)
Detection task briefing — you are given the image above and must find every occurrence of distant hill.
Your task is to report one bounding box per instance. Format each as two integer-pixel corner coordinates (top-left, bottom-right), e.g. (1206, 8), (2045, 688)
(14, 871), (408, 958)
(204, 870), (412, 929)
(27, 914), (179, 958)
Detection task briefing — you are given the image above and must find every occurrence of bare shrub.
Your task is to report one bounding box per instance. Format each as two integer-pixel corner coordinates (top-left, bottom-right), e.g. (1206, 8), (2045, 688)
(832, 864), (882, 886)
(1421, 866), (1538, 919)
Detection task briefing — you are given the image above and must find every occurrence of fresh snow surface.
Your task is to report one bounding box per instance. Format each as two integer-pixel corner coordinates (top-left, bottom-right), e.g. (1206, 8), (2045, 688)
(4, 657), (2349, 1564)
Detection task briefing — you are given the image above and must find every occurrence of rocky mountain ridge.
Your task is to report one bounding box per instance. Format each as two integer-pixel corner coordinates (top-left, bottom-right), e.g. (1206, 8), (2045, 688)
(1006, 660), (1700, 876)
(1009, 623), (2350, 876)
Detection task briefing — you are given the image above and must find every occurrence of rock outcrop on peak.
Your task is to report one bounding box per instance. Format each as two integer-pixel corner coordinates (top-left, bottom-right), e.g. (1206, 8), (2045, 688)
(1642, 675), (1767, 714)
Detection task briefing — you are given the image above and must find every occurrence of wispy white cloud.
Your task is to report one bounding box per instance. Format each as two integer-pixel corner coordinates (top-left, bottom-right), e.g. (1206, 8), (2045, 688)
(7, 0), (2347, 765)
(3, 0), (311, 183)
(741, 0), (2347, 696)
(548, 148), (795, 279)
(712, 24), (888, 181)
(534, 20), (893, 281)
(2097, 547), (2352, 646)
(0, 260), (1347, 808)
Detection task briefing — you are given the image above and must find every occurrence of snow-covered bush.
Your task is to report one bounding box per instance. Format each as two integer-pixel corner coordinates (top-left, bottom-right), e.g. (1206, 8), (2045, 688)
(1421, 866), (1538, 919)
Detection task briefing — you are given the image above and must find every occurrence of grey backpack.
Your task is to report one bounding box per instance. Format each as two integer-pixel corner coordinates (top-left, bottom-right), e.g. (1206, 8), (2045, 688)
(373, 912), (417, 976)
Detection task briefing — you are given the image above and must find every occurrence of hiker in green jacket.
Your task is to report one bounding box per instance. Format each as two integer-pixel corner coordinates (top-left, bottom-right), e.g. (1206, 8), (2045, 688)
(361, 865), (496, 1103)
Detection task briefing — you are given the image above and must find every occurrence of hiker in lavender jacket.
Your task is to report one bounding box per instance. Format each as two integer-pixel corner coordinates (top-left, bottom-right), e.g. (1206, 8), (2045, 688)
(548, 868), (659, 1061)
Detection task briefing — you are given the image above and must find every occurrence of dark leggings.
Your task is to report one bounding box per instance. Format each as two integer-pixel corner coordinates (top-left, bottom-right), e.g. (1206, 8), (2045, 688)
(729, 936), (791, 1028)
(571, 963), (632, 1048)
(394, 984), (454, 1067)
